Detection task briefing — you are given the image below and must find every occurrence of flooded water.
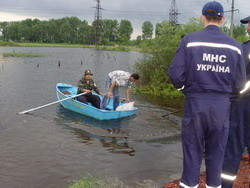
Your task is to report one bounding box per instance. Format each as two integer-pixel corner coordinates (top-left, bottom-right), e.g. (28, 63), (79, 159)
(0, 46), (183, 188)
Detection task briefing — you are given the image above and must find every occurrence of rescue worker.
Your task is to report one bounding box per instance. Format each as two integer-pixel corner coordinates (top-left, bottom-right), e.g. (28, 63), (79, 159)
(221, 16), (250, 188)
(168, 1), (246, 188)
(100, 70), (139, 110)
(77, 70), (103, 109)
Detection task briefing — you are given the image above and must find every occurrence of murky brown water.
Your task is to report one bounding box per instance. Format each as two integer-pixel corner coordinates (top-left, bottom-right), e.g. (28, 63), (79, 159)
(0, 46), (183, 188)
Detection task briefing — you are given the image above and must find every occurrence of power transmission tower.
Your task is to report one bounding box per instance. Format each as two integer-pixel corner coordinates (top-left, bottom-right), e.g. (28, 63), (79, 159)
(169, 0), (180, 25)
(93, 0), (103, 46)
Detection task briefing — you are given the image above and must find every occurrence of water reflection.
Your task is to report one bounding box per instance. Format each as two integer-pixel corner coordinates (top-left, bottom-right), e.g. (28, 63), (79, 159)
(100, 139), (135, 156)
(54, 105), (136, 155)
(55, 105), (133, 130)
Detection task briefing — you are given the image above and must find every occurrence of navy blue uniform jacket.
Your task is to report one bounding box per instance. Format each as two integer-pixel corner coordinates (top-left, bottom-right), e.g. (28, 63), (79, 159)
(168, 25), (246, 95)
(242, 40), (250, 79)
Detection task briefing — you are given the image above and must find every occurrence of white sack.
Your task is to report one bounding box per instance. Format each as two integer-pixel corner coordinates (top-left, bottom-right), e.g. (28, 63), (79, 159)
(116, 102), (135, 111)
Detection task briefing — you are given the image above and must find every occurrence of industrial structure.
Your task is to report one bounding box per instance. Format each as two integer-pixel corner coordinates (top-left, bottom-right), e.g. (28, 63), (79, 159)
(93, 0), (103, 45)
(169, 0), (180, 25)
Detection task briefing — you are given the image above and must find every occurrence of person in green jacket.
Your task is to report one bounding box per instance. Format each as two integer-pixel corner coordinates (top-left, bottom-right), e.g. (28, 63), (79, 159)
(77, 70), (103, 109)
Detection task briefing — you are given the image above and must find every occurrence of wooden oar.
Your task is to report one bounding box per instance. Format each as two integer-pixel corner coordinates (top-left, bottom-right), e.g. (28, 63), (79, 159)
(18, 92), (86, 115)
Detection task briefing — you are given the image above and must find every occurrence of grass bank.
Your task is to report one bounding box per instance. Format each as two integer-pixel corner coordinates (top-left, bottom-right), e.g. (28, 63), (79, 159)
(69, 174), (160, 188)
(133, 85), (184, 108)
(99, 45), (141, 52)
(0, 41), (141, 52)
(69, 174), (124, 188)
(2, 52), (45, 57)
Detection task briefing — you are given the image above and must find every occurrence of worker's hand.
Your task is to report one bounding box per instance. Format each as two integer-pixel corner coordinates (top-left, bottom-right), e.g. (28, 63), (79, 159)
(99, 92), (104, 96)
(107, 91), (113, 98)
(125, 98), (130, 103)
(85, 90), (91, 93)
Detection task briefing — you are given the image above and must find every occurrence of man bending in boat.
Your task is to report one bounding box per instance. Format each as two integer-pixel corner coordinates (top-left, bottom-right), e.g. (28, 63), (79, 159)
(77, 70), (103, 109)
(101, 70), (139, 110)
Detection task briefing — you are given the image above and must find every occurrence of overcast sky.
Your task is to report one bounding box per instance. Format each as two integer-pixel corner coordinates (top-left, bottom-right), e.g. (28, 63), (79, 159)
(0, 0), (249, 39)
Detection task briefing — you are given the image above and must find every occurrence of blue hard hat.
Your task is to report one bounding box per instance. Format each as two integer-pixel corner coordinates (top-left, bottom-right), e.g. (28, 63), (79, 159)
(202, 1), (224, 17)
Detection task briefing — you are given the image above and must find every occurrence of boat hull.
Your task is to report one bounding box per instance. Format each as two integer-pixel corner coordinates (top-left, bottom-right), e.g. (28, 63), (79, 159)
(56, 83), (137, 120)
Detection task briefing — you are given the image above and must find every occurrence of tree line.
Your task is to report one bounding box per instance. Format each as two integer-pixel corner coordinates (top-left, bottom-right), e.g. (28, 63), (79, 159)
(0, 16), (246, 46)
(0, 17), (155, 45)
(134, 18), (249, 106)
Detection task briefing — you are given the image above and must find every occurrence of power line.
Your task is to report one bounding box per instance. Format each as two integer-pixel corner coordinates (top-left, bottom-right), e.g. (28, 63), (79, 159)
(0, 0), (246, 27)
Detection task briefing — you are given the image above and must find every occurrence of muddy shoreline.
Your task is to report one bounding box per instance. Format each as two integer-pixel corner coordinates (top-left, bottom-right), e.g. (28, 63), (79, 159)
(163, 154), (250, 188)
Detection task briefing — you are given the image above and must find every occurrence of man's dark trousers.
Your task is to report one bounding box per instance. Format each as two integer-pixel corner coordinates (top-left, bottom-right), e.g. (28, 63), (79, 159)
(77, 94), (101, 109)
(221, 97), (250, 188)
(180, 94), (230, 187)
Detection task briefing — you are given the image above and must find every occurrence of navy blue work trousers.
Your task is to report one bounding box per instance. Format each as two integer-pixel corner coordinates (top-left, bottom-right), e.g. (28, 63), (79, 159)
(77, 94), (101, 109)
(180, 94), (230, 187)
(221, 97), (250, 188)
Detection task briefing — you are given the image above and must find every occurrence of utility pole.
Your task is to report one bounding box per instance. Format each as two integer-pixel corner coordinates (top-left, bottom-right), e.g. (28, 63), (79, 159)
(226, 0), (238, 37)
(93, 0), (103, 46)
(229, 0), (235, 37)
(169, 0), (180, 25)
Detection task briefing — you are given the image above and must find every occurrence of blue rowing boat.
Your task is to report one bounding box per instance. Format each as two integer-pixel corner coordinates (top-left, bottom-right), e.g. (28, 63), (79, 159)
(56, 83), (137, 120)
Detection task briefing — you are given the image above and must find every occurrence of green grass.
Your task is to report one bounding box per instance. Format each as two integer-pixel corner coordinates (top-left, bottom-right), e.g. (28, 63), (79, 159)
(69, 174), (124, 188)
(133, 85), (184, 108)
(0, 41), (89, 48)
(98, 45), (141, 52)
(18, 43), (86, 48)
(0, 41), (141, 52)
(69, 174), (98, 188)
(2, 52), (45, 57)
(0, 41), (19, 46)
